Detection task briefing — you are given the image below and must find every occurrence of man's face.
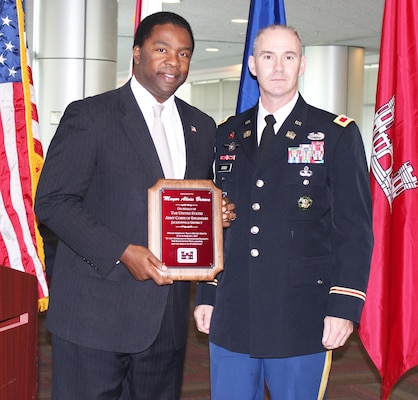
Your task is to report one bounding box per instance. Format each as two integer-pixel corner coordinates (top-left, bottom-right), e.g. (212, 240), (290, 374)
(133, 23), (193, 103)
(248, 27), (305, 104)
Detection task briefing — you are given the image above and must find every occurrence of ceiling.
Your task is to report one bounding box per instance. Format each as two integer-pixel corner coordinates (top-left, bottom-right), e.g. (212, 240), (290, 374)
(116, 0), (385, 81)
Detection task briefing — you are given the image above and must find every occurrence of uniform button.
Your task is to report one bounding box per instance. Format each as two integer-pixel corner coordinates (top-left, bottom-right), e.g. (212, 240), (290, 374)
(303, 179), (310, 185)
(256, 179), (264, 188)
(252, 202), (261, 211)
(250, 226), (260, 234)
(317, 279), (323, 285)
(250, 249), (259, 257)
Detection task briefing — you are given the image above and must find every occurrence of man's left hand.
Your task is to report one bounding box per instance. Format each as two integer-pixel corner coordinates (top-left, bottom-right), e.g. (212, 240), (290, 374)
(322, 316), (354, 349)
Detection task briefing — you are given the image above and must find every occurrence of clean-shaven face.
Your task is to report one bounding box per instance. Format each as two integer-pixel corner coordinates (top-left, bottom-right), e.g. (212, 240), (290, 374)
(133, 23), (193, 103)
(248, 26), (305, 105)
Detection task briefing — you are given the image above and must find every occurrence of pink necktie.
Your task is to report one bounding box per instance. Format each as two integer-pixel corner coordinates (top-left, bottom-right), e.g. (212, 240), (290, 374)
(152, 104), (175, 178)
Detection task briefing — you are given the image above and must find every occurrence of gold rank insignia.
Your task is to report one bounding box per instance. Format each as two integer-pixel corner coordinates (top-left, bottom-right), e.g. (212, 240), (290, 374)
(295, 120), (302, 126)
(245, 119), (251, 125)
(334, 115), (354, 127)
(243, 130), (252, 139)
(286, 130), (296, 140)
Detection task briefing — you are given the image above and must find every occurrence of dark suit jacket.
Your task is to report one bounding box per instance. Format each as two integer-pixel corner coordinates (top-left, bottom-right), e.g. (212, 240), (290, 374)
(196, 95), (373, 358)
(35, 81), (216, 353)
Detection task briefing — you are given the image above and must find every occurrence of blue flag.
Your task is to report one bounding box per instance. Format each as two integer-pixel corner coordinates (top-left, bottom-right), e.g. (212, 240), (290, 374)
(236, 0), (286, 113)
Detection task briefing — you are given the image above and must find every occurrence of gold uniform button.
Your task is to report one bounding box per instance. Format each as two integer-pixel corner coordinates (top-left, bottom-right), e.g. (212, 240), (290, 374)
(250, 226), (260, 234)
(252, 203), (261, 211)
(256, 179), (264, 188)
(250, 249), (260, 257)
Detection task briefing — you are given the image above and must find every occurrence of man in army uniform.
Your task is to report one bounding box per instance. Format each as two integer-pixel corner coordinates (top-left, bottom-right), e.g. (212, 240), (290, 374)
(194, 25), (373, 399)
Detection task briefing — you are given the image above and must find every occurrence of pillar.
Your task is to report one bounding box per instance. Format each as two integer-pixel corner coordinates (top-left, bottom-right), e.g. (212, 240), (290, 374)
(34, 0), (118, 151)
(299, 46), (364, 126)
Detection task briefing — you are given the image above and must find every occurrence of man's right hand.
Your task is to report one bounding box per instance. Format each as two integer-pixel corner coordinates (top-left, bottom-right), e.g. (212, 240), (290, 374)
(120, 244), (173, 286)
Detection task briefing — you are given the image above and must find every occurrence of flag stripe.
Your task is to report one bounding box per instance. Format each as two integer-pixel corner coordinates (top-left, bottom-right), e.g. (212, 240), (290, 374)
(0, 0), (48, 310)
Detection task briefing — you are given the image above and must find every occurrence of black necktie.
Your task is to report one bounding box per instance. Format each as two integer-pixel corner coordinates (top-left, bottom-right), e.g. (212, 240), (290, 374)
(259, 114), (276, 157)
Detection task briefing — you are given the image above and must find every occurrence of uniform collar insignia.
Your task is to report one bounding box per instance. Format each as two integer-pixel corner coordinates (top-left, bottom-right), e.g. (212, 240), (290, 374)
(286, 131), (297, 140)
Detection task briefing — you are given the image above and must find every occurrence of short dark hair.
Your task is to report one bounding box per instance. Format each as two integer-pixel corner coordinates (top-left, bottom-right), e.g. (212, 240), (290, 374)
(133, 11), (194, 51)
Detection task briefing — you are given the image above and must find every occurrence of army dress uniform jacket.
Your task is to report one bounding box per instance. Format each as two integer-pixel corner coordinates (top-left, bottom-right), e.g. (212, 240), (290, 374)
(35, 81), (216, 354)
(196, 95), (373, 358)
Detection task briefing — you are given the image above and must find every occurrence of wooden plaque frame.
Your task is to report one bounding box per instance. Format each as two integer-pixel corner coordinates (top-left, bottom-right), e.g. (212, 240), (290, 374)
(148, 179), (223, 280)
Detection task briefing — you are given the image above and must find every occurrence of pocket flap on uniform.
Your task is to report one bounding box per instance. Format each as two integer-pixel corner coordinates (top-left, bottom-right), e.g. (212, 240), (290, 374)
(290, 254), (332, 287)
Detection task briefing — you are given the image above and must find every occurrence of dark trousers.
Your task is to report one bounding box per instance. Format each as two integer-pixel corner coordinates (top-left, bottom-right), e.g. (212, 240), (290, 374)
(51, 306), (186, 400)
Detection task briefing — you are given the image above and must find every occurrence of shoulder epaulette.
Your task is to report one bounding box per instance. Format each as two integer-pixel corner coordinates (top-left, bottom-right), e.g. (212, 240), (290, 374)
(333, 114), (355, 127)
(218, 115), (233, 126)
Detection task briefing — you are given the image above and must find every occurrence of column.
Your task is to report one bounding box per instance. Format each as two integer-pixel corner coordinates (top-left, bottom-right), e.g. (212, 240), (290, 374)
(34, 0), (118, 150)
(299, 46), (364, 126)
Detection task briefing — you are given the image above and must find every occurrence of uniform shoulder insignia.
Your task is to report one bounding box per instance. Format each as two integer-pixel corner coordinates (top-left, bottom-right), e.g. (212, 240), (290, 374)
(218, 115), (233, 126)
(333, 114), (355, 127)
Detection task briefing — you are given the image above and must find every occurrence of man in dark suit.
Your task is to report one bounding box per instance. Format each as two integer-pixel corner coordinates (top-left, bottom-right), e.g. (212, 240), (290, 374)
(35, 12), (234, 400)
(194, 25), (373, 399)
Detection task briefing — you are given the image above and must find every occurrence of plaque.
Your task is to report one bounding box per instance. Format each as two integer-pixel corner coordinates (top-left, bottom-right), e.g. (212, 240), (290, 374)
(148, 179), (224, 280)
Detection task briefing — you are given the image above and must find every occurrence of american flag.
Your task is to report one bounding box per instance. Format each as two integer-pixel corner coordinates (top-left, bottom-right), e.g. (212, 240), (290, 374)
(0, 0), (48, 310)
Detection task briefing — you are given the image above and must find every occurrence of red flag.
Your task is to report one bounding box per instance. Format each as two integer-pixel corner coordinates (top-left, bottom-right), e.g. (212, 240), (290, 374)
(0, 0), (49, 311)
(358, 0), (418, 398)
(134, 0), (162, 33)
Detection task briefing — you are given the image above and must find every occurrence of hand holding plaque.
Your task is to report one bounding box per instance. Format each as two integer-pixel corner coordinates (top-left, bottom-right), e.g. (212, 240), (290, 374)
(148, 179), (224, 280)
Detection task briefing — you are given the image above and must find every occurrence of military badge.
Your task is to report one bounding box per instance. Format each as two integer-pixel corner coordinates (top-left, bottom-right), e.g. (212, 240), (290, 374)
(286, 130), (297, 140)
(218, 163), (232, 173)
(224, 142), (239, 152)
(228, 131), (235, 139)
(300, 166), (313, 177)
(334, 114), (354, 127)
(298, 196), (313, 210)
(220, 155), (236, 161)
(288, 142), (324, 164)
(307, 132), (325, 140)
(243, 130), (252, 139)
(295, 120), (302, 126)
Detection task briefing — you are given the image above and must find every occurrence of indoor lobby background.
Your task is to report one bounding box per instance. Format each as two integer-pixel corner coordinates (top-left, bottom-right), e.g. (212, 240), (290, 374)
(25, 0), (384, 161)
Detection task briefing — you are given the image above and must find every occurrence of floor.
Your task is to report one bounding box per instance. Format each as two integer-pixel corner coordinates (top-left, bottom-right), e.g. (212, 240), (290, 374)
(37, 293), (418, 400)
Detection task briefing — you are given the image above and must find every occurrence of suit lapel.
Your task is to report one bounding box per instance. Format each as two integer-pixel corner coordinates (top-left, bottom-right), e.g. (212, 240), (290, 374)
(176, 98), (200, 179)
(119, 82), (164, 183)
